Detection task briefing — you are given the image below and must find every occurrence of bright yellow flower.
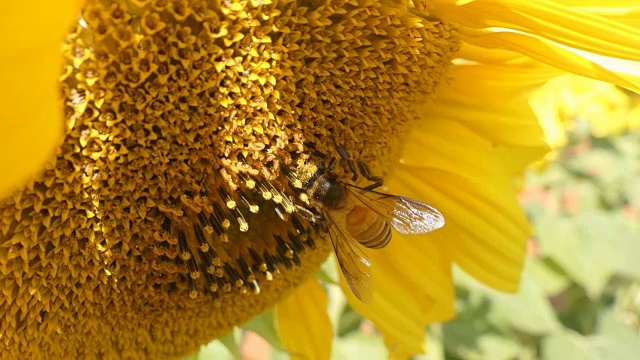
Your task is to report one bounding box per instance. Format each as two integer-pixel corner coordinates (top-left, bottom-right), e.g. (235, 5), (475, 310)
(1, 0), (639, 359)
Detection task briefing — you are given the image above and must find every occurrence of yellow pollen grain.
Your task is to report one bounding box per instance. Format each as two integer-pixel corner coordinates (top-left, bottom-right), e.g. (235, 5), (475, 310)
(238, 219), (249, 232)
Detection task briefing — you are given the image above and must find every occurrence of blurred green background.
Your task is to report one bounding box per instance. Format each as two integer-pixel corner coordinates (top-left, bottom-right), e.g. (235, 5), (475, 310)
(189, 85), (640, 359)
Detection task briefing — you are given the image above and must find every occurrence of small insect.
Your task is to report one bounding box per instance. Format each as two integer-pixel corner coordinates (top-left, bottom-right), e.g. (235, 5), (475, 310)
(293, 144), (445, 302)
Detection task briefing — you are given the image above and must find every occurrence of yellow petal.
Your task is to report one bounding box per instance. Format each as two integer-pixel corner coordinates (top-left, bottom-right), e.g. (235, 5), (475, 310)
(275, 279), (332, 360)
(398, 118), (534, 292)
(440, 62), (552, 172)
(341, 235), (454, 358)
(442, 57), (560, 105)
(456, 42), (526, 64)
(433, 0), (640, 61)
(551, 1), (640, 28)
(460, 30), (640, 92)
(402, 166), (528, 291)
(420, 64), (551, 149)
(494, 145), (550, 176)
(0, 2), (79, 198)
(431, 0), (640, 92)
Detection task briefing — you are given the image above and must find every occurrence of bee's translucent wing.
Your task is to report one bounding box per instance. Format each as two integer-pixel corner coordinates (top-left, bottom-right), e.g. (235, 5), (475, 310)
(348, 186), (445, 235)
(323, 212), (374, 303)
(387, 196), (445, 234)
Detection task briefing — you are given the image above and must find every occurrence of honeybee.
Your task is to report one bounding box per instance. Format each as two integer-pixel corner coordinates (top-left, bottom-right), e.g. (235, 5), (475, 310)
(294, 146), (445, 302)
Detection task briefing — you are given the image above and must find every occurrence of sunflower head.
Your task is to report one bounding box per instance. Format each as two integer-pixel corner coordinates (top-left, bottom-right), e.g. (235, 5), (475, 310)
(0, 0), (459, 357)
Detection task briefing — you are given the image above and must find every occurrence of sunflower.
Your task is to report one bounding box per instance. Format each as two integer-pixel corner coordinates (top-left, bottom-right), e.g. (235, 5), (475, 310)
(1, 0), (639, 358)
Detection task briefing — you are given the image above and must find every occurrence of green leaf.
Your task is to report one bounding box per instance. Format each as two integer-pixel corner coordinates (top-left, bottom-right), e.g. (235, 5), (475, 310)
(554, 284), (598, 334)
(543, 310), (640, 360)
(467, 334), (529, 360)
(270, 346), (291, 360)
(332, 332), (387, 360)
(218, 328), (241, 359)
(444, 267), (552, 359)
(454, 264), (561, 335)
(603, 218), (640, 279)
(336, 305), (363, 337)
(535, 212), (623, 297)
(483, 269), (561, 335)
(442, 304), (531, 360)
(191, 329), (240, 360)
(542, 331), (590, 360)
(591, 310), (640, 359)
(191, 341), (236, 360)
(529, 258), (571, 295)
